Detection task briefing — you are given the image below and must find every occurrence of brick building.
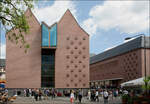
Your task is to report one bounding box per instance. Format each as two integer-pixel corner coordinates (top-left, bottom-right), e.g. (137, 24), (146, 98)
(90, 36), (150, 88)
(6, 9), (89, 88)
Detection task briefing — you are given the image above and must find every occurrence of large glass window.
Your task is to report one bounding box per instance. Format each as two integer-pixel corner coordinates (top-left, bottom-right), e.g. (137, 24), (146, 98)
(50, 24), (57, 47)
(42, 23), (57, 47)
(41, 49), (55, 87)
(42, 24), (49, 47)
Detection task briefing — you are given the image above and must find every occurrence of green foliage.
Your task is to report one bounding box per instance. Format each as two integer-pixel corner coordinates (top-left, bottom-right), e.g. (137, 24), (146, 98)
(122, 94), (129, 100)
(142, 76), (150, 89)
(122, 94), (141, 104)
(142, 76), (150, 95)
(0, 0), (38, 51)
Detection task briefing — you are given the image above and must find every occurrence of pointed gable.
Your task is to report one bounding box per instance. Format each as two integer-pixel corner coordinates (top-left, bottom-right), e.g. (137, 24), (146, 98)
(24, 8), (40, 27)
(6, 8), (41, 88)
(58, 9), (89, 36)
(55, 9), (89, 88)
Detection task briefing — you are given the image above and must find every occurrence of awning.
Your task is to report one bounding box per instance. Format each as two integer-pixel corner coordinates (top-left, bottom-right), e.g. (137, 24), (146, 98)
(121, 77), (146, 87)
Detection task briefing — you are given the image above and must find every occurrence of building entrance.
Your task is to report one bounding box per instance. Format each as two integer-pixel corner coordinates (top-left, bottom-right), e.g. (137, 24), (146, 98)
(41, 49), (55, 87)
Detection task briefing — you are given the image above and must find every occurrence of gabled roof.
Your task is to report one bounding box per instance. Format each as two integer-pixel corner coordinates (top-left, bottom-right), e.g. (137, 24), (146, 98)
(90, 36), (150, 64)
(58, 9), (89, 36)
(7, 8), (40, 34)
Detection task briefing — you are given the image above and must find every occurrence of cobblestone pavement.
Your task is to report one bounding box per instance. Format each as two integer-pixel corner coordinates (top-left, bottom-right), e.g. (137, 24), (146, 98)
(11, 96), (122, 104)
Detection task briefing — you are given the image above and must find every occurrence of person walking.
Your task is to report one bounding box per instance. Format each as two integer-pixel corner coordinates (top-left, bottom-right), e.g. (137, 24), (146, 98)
(51, 88), (55, 99)
(34, 89), (39, 101)
(24, 89), (26, 97)
(29, 89), (32, 97)
(109, 90), (113, 101)
(38, 89), (42, 101)
(70, 90), (75, 104)
(113, 89), (117, 99)
(95, 90), (99, 102)
(103, 90), (109, 104)
(78, 90), (82, 103)
(88, 90), (91, 100)
(44, 88), (48, 100)
(26, 89), (29, 97)
(75, 90), (78, 100)
(91, 90), (95, 101)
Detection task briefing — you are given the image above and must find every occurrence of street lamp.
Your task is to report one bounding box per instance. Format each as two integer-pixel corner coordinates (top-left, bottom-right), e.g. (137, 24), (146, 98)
(125, 34), (146, 78)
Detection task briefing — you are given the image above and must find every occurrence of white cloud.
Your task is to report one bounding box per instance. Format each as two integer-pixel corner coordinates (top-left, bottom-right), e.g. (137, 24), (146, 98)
(32, 1), (77, 26)
(0, 44), (6, 59)
(82, 1), (149, 36)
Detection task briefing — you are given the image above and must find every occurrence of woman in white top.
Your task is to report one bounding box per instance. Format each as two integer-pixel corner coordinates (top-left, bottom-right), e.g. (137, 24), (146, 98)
(70, 90), (75, 104)
(88, 90), (91, 100)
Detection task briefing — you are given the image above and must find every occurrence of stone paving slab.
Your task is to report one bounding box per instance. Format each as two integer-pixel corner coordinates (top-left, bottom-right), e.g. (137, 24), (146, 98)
(11, 96), (122, 104)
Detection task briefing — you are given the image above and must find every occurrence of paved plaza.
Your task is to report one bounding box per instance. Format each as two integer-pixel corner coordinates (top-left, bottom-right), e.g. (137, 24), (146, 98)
(12, 96), (122, 104)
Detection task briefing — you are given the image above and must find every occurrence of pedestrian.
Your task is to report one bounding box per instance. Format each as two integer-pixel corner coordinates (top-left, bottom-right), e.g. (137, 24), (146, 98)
(29, 89), (32, 97)
(51, 88), (55, 99)
(70, 90), (75, 104)
(113, 89), (117, 98)
(91, 90), (95, 101)
(26, 89), (29, 97)
(44, 88), (48, 100)
(34, 89), (39, 101)
(88, 90), (91, 100)
(109, 90), (113, 100)
(103, 90), (109, 104)
(123, 89), (128, 95)
(93, 90), (96, 101)
(31, 89), (34, 96)
(75, 90), (78, 100)
(78, 90), (82, 103)
(95, 90), (99, 102)
(38, 89), (42, 101)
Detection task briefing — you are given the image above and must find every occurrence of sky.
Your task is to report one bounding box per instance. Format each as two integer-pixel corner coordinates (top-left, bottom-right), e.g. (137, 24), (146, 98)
(0, 0), (150, 59)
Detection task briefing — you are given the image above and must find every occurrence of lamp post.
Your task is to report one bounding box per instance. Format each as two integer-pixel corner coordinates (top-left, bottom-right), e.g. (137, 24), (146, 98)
(125, 34), (146, 78)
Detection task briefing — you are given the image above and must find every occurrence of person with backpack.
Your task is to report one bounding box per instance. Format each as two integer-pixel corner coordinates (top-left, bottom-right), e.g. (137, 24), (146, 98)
(103, 90), (109, 104)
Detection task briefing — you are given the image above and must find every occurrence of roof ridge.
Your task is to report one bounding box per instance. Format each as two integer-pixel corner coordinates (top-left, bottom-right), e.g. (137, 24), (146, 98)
(41, 21), (57, 29)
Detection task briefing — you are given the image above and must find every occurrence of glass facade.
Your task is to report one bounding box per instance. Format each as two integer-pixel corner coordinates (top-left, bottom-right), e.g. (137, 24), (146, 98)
(50, 24), (57, 47)
(41, 49), (55, 87)
(42, 24), (49, 47)
(42, 23), (57, 47)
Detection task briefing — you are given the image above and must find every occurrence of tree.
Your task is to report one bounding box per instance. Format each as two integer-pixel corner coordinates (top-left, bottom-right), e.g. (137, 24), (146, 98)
(142, 76), (150, 95)
(0, 0), (36, 52)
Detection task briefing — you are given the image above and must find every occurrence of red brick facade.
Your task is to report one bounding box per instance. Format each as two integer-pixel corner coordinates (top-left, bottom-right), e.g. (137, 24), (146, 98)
(6, 9), (41, 88)
(55, 10), (89, 88)
(6, 9), (89, 88)
(90, 48), (150, 87)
